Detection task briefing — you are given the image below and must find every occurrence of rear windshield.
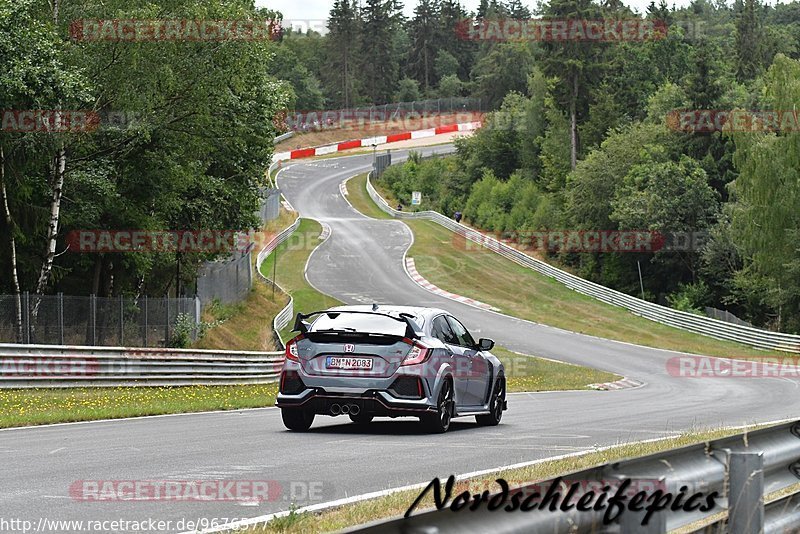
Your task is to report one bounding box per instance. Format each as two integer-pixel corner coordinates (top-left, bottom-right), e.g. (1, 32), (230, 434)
(310, 312), (420, 336)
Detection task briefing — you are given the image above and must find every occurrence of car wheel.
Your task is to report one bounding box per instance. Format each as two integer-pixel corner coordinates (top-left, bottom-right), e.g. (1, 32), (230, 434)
(422, 379), (454, 433)
(349, 413), (374, 424)
(476, 375), (505, 426)
(281, 408), (315, 431)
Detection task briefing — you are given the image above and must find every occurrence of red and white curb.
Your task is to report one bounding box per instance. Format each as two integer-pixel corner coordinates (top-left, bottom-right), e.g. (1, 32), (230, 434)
(319, 222), (332, 241)
(588, 377), (644, 391)
(273, 121), (481, 163)
(405, 257), (499, 311)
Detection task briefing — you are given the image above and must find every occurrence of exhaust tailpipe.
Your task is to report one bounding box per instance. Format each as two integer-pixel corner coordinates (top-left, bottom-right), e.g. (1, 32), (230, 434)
(341, 404), (350, 414)
(349, 404), (360, 416)
(330, 404), (341, 415)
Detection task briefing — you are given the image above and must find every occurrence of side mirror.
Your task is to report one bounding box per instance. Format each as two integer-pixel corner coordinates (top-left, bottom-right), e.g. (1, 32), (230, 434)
(477, 338), (495, 351)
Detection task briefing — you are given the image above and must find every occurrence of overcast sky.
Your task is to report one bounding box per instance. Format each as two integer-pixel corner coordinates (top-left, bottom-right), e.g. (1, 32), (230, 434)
(258, 0), (688, 30)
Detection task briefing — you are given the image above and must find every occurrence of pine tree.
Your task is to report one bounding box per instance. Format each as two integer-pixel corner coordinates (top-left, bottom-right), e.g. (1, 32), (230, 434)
(326, 0), (360, 107)
(477, 0), (489, 18)
(360, 0), (403, 103)
(506, 0), (531, 19)
(687, 39), (722, 108)
(735, 0), (762, 82)
(440, 0), (474, 80)
(408, 0), (441, 91)
(540, 0), (607, 170)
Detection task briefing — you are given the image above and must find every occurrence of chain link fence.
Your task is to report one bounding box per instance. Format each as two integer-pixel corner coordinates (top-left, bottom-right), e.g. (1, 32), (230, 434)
(0, 292), (199, 347)
(354, 97), (484, 118)
(705, 306), (755, 328)
(258, 187), (281, 222)
(195, 188), (282, 306)
(196, 250), (253, 306)
(287, 97), (484, 132)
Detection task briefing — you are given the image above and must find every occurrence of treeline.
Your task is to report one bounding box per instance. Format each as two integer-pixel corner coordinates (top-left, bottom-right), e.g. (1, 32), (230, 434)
(274, 0), (799, 113)
(373, 0), (800, 332)
(0, 0), (289, 311)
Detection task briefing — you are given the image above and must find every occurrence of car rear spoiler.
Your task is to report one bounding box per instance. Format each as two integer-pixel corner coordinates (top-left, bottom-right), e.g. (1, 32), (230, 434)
(292, 310), (420, 339)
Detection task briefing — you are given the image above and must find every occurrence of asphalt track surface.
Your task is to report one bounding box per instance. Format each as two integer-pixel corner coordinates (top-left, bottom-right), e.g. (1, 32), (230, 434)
(4, 146), (800, 533)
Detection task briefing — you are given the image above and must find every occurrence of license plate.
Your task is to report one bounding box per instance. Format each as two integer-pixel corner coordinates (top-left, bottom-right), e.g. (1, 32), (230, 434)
(326, 356), (373, 370)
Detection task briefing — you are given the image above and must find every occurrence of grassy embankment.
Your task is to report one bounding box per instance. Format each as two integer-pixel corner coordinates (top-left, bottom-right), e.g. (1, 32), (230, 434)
(346, 172), (791, 360)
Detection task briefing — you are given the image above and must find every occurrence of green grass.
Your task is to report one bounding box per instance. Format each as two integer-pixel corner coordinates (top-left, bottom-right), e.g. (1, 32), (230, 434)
(259, 218), (342, 342)
(250, 422), (769, 533)
(348, 173), (790, 359)
(345, 173), (393, 219)
(257, 203), (619, 390)
(196, 210), (298, 352)
(0, 384), (278, 429)
(495, 346), (620, 392)
(195, 283), (285, 352)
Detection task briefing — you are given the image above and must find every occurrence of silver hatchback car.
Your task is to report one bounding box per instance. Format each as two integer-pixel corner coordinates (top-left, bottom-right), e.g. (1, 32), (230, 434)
(276, 305), (507, 433)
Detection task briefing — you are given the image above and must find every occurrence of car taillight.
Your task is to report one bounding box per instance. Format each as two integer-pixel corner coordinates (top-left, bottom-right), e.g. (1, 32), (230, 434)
(401, 339), (431, 366)
(285, 335), (303, 362)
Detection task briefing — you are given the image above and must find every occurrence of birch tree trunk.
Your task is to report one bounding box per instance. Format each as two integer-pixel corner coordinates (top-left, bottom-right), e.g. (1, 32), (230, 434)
(0, 146), (23, 342)
(34, 146), (66, 297)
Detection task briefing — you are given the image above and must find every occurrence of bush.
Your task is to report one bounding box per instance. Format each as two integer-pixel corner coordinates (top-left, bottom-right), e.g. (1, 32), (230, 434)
(667, 282), (710, 315)
(169, 313), (221, 348)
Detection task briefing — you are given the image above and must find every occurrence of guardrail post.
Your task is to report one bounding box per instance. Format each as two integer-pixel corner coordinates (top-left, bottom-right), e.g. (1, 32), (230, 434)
(165, 295), (170, 346)
(58, 292), (64, 345)
(728, 451), (764, 534)
(119, 295), (124, 346)
(143, 295), (148, 347)
(90, 294), (97, 345)
(194, 296), (201, 341)
(23, 291), (30, 344)
(620, 477), (667, 534)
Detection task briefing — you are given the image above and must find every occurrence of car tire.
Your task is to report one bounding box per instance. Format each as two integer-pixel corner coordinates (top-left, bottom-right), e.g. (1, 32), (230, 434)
(422, 379), (454, 433)
(281, 408), (315, 431)
(476, 375), (505, 427)
(348, 413), (374, 424)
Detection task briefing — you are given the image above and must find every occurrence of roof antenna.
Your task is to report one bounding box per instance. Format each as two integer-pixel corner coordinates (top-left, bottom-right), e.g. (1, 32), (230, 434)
(372, 303), (379, 311)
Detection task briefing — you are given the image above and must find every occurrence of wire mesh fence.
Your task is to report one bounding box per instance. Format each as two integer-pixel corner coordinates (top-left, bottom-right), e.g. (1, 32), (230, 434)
(0, 293), (199, 347)
(196, 250), (253, 306)
(705, 307), (755, 328)
(286, 97), (484, 132)
(356, 97), (484, 118)
(258, 187), (281, 222)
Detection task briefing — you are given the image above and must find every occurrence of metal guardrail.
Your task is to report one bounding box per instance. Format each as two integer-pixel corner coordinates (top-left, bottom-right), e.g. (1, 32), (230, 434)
(366, 173), (800, 353)
(349, 420), (800, 533)
(0, 343), (283, 388)
(274, 131), (294, 144)
(256, 216), (301, 349)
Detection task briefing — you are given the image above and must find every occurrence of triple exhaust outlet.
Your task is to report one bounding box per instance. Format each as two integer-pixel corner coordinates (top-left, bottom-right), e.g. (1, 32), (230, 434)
(330, 403), (360, 416)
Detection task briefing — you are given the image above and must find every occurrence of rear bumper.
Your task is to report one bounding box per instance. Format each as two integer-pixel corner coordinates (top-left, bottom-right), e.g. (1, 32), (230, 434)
(276, 389), (436, 417)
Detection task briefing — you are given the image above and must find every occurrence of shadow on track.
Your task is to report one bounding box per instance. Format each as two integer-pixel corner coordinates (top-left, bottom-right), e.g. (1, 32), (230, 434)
(280, 419), (483, 436)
